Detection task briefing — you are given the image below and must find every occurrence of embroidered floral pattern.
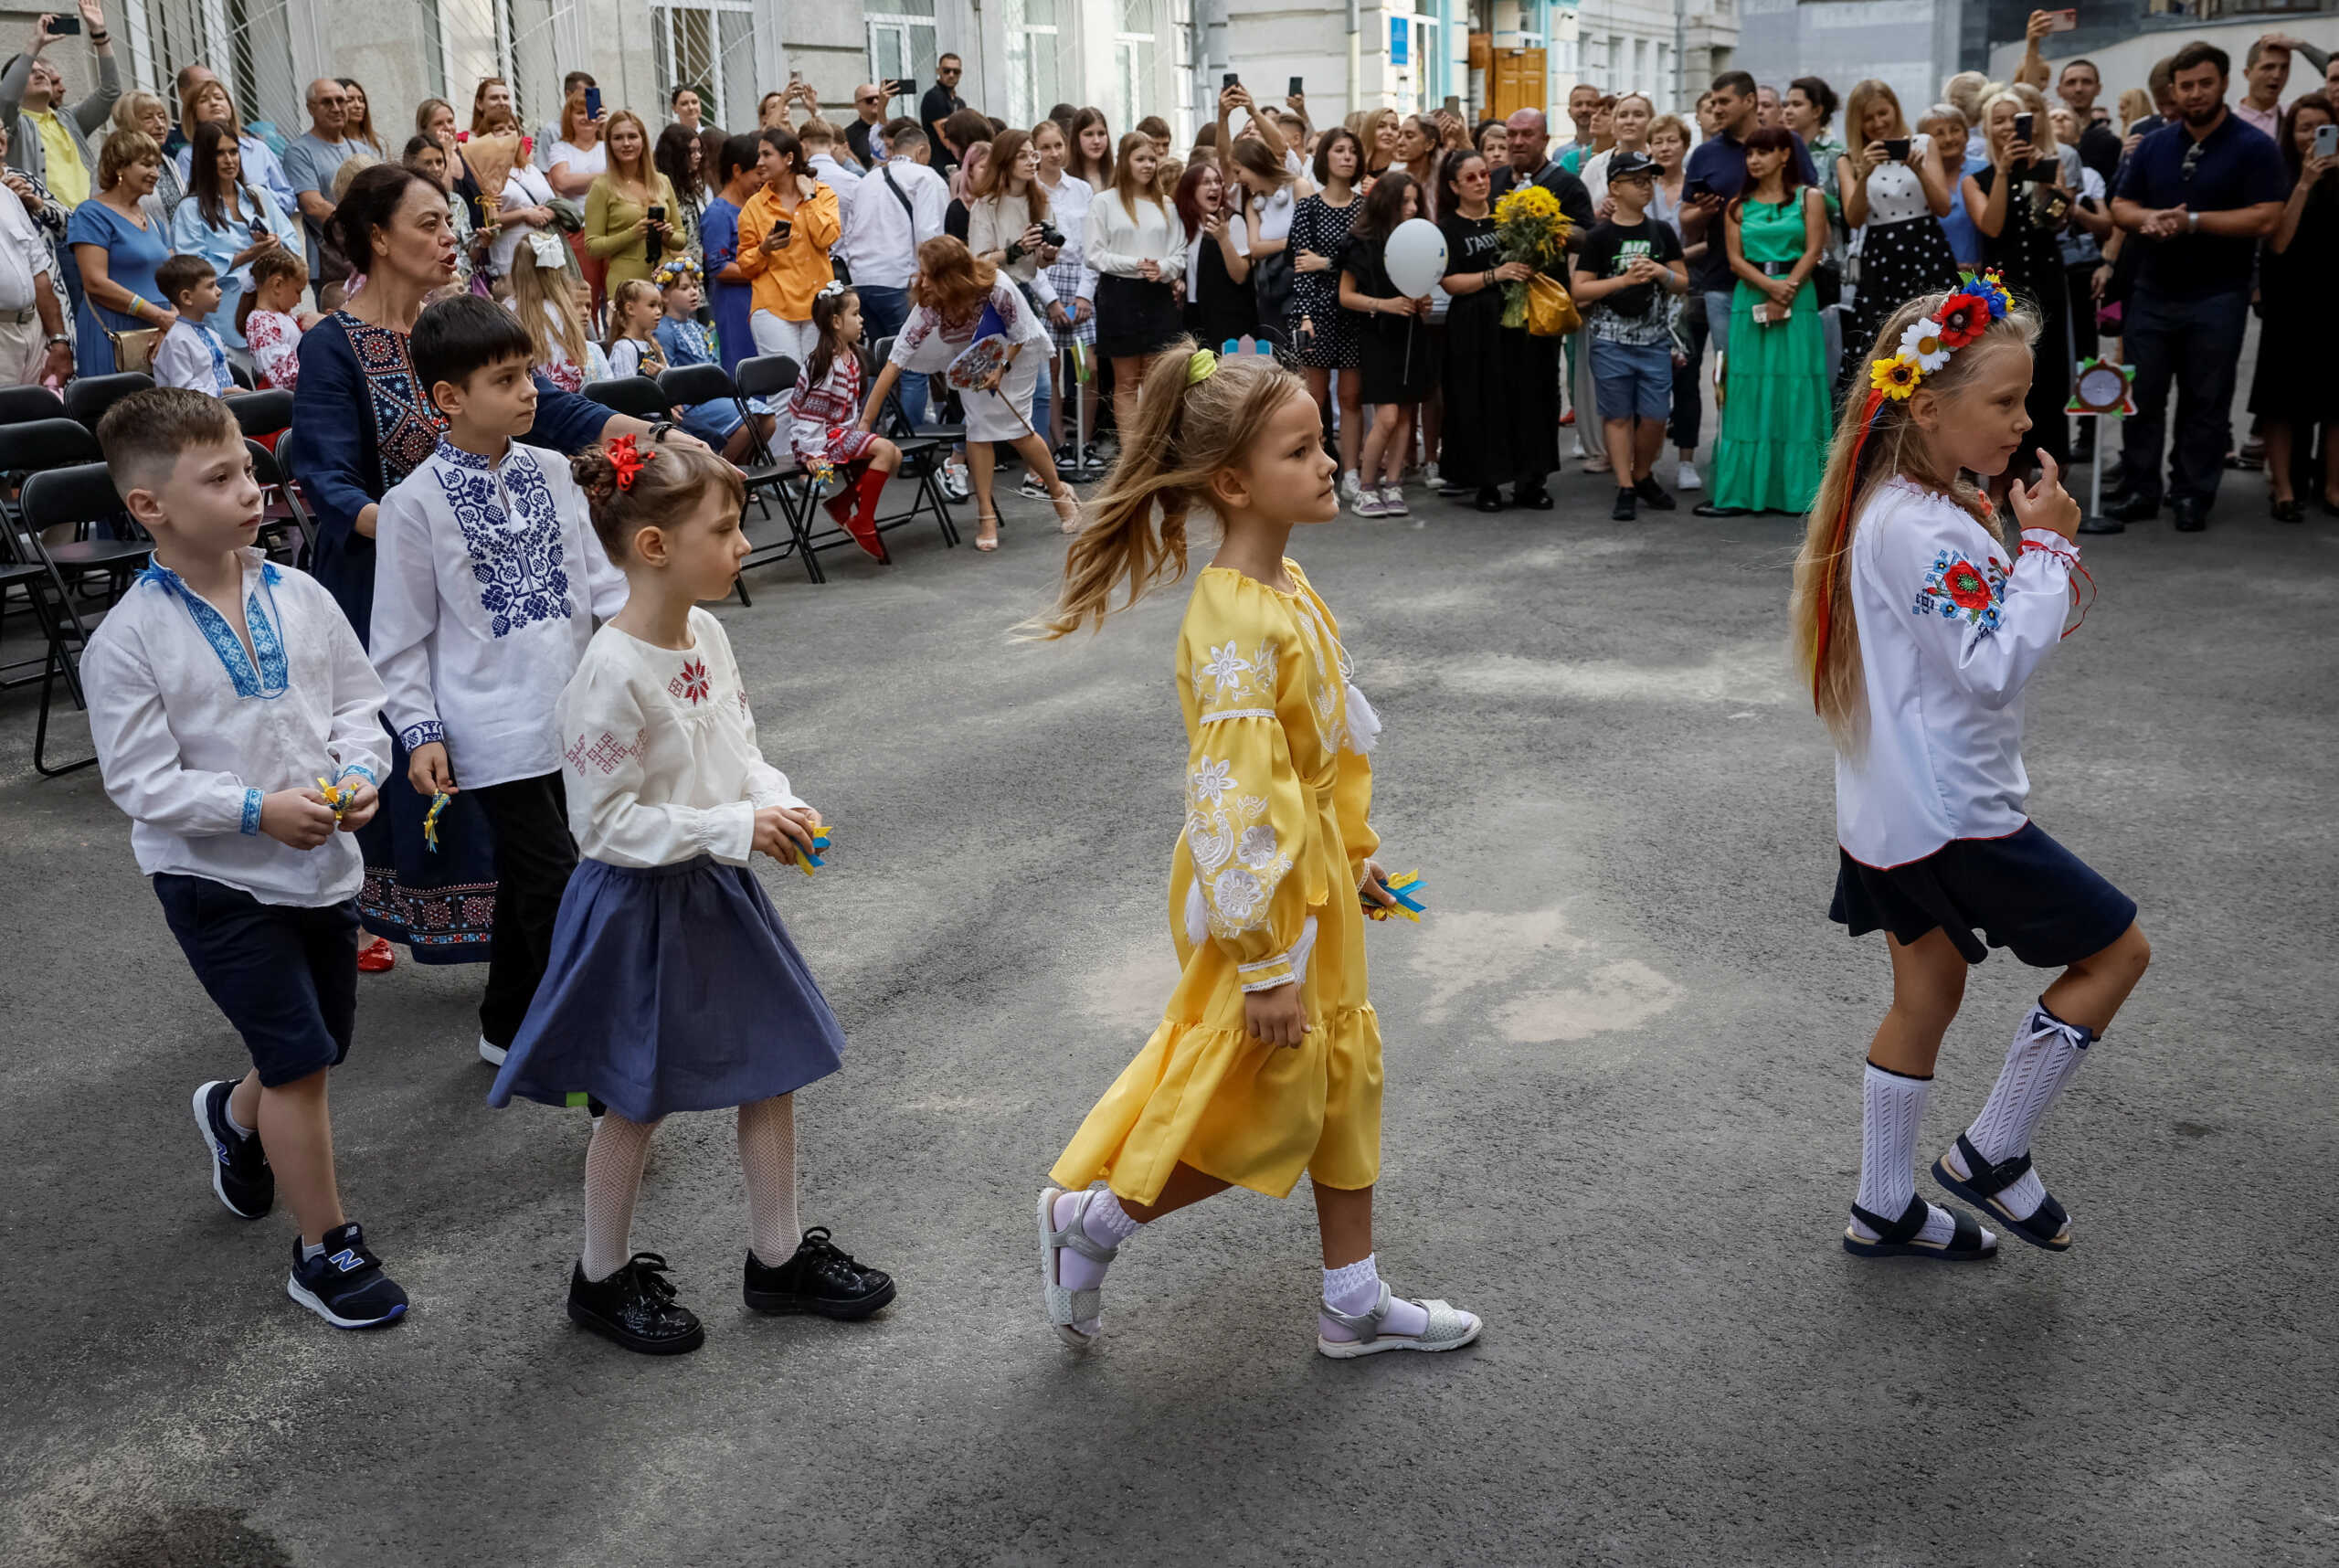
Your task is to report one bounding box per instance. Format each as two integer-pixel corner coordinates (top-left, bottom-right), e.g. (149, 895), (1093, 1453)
(1190, 758), (1234, 806)
(1236, 824), (1279, 867)
(669, 658), (710, 705)
(137, 562), (291, 700)
(238, 787), (262, 835)
(1913, 548), (2005, 633)
(399, 719), (446, 751)
(430, 445), (576, 637)
(1200, 641), (1254, 694)
(339, 313), (445, 492)
(1185, 765), (1295, 940)
(564, 726), (650, 775)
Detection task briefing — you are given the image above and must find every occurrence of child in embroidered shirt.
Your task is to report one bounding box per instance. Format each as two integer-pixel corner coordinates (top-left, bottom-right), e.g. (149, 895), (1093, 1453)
(238, 249), (313, 391)
(602, 278), (669, 379)
(1790, 282), (2151, 1265)
(1030, 340), (1482, 1361)
(487, 432), (895, 1356)
(370, 296), (629, 1068)
(788, 284), (901, 561)
(81, 388), (407, 1330)
(153, 255), (237, 396)
(651, 258), (778, 466)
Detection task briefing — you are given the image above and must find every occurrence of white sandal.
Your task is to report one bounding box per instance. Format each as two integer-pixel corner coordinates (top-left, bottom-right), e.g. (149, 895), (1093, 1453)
(1038, 1186), (1117, 1350)
(1316, 1283), (1483, 1360)
(1050, 483), (1083, 535)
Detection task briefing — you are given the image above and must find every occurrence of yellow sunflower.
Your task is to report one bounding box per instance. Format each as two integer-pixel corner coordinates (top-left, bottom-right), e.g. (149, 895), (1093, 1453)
(1869, 354), (1922, 400)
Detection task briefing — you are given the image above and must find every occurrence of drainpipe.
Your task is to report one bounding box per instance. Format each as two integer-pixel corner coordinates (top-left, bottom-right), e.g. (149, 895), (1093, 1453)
(1348, 0), (1361, 117)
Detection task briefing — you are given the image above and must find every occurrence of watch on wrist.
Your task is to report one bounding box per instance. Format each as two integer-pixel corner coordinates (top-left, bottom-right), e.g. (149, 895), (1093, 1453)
(46, 333), (69, 345)
(648, 419), (677, 442)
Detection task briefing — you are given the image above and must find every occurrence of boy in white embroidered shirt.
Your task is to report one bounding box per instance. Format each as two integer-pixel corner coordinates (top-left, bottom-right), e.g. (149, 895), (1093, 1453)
(81, 388), (408, 1330)
(1791, 283), (2151, 1267)
(370, 296), (629, 1068)
(152, 255), (238, 397)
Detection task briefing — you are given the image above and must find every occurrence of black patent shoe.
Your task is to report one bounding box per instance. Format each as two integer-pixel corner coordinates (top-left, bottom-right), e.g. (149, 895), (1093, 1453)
(2109, 492), (2162, 523)
(2271, 496), (2304, 523)
(1510, 483), (1554, 511)
(568, 1253), (704, 1355)
(1472, 486), (1505, 513)
(744, 1226), (896, 1319)
(1691, 502), (1752, 518)
(2172, 498), (2207, 533)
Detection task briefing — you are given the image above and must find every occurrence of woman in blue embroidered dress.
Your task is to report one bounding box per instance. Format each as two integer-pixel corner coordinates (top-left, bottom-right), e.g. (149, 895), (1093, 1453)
(291, 164), (702, 966)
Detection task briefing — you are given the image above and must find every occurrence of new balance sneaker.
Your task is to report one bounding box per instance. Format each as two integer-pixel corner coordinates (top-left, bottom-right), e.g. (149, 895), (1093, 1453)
(743, 1226), (897, 1319)
(568, 1253), (704, 1355)
(1018, 469), (1053, 500)
(1378, 484), (1410, 516)
(287, 1222), (408, 1330)
(192, 1079), (271, 1220)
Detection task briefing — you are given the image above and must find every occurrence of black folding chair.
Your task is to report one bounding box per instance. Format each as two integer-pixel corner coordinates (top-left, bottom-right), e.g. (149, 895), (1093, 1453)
(0, 383), (67, 426)
(862, 337), (963, 554)
(225, 388), (293, 440)
(0, 511), (86, 775)
(657, 360), (804, 590)
(0, 417), (145, 608)
(16, 461), (149, 776)
(64, 371), (154, 430)
(582, 376), (672, 423)
(245, 438), (317, 563)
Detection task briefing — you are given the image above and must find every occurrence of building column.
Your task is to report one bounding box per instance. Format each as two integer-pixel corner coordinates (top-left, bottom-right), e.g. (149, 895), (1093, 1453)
(753, 0), (792, 94)
(285, 0), (331, 92)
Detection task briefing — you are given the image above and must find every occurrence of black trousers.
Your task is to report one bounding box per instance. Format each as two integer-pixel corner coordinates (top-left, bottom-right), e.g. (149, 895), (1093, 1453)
(1670, 291), (1707, 454)
(472, 771), (577, 1048)
(2119, 285), (2250, 512)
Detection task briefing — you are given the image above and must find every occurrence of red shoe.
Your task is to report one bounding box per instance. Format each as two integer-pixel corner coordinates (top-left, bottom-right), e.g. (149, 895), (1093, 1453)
(1559, 409), (1576, 427)
(357, 935), (397, 973)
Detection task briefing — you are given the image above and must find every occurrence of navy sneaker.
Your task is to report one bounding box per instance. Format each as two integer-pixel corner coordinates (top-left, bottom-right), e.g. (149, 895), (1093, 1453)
(287, 1222), (408, 1329)
(744, 1226), (896, 1319)
(191, 1079), (271, 1220)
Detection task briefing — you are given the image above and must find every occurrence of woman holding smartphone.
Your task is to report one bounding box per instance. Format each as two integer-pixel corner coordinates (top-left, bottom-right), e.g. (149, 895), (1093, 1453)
(168, 118), (300, 352)
(584, 110), (680, 293)
(2252, 94), (2339, 519)
(1836, 79), (1956, 403)
(1965, 83), (2072, 477)
(1698, 127), (1829, 518)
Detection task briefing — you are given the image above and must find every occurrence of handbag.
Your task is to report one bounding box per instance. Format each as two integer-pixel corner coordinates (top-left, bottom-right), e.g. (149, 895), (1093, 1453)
(107, 326), (159, 375)
(1525, 273), (1580, 338)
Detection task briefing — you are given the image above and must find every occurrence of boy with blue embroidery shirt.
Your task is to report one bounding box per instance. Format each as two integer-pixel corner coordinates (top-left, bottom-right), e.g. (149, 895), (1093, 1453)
(151, 255), (238, 397)
(82, 388), (408, 1330)
(369, 296), (628, 1067)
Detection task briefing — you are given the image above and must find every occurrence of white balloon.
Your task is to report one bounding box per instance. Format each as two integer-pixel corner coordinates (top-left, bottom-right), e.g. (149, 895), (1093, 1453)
(1383, 217), (1448, 298)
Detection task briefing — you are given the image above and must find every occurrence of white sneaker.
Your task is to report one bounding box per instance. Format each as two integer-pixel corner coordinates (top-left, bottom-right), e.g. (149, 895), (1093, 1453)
(1017, 470), (1052, 500)
(478, 1035), (507, 1067)
(1677, 460), (1702, 491)
(1422, 461), (1440, 490)
(1340, 470), (1362, 502)
(940, 461), (971, 503)
(1379, 484), (1409, 515)
(1351, 488), (1388, 517)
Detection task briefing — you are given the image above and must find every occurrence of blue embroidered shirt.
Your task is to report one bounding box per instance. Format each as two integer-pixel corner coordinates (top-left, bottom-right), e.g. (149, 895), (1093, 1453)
(369, 439), (629, 789)
(80, 552), (387, 906)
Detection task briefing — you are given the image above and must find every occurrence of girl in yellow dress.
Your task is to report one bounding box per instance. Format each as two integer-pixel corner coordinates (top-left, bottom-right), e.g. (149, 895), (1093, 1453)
(1032, 338), (1483, 1360)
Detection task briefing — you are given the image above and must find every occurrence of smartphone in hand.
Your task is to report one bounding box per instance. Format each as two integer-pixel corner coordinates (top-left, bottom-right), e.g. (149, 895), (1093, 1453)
(1222, 72), (1240, 91)
(2315, 122), (2337, 160)
(1289, 76), (1305, 98)
(49, 14), (80, 34)
(1882, 137), (1911, 163)
(585, 85), (602, 121)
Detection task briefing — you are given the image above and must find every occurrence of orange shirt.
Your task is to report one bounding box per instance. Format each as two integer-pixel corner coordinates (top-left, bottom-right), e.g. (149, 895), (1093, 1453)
(736, 181), (841, 322)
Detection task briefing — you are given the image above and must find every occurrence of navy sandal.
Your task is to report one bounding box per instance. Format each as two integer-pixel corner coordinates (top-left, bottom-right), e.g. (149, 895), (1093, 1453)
(1843, 1192), (1996, 1261)
(1932, 1134), (2072, 1252)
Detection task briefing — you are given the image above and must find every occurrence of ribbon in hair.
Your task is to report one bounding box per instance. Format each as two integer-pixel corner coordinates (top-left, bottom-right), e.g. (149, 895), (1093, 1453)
(607, 434), (655, 493)
(1186, 348), (1217, 386)
(1810, 387), (1889, 708)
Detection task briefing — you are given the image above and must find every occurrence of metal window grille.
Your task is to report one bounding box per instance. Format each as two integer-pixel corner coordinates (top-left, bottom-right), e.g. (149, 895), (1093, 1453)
(866, 5), (939, 124)
(651, 0), (756, 132)
(1002, 0), (1061, 132)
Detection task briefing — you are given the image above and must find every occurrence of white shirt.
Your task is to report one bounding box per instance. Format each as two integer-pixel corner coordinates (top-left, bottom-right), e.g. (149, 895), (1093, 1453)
(0, 181), (48, 313)
(153, 320), (235, 394)
(369, 439), (628, 791)
(1085, 188), (1185, 281)
(492, 164), (558, 276)
(809, 152), (863, 272)
(1038, 169), (1097, 277)
(1860, 133), (1939, 228)
(968, 189), (1059, 305)
(1835, 478), (2082, 868)
(1252, 179), (1298, 245)
(549, 139), (605, 184)
(559, 609), (803, 868)
(1182, 211), (1249, 291)
(83, 556), (389, 906)
(840, 156), (947, 291)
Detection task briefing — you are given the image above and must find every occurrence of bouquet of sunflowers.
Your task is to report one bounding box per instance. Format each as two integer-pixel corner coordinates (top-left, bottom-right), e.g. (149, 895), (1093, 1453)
(1491, 184), (1574, 331)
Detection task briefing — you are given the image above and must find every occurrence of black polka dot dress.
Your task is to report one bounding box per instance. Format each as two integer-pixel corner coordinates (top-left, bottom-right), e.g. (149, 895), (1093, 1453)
(1286, 193), (1361, 370)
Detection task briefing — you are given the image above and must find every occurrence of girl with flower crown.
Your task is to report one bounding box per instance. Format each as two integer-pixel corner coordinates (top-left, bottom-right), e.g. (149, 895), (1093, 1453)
(1788, 281), (2151, 1266)
(1029, 339), (1483, 1361)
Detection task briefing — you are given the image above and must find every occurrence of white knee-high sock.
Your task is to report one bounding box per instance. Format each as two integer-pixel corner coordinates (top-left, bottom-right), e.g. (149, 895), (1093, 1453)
(737, 1095), (800, 1266)
(1959, 1001), (2093, 1221)
(582, 1111), (661, 1282)
(1852, 1063), (1956, 1246)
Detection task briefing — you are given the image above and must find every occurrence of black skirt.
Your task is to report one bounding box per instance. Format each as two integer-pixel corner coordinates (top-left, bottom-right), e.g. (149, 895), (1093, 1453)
(1357, 309), (1436, 404)
(1095, 273), (1183, 360)
(1438, 287), (1560, 488)
(1829, 822), (2134, 969)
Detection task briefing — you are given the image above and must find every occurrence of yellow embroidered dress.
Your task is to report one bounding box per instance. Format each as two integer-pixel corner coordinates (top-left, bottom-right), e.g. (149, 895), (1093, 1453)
(1052, 562), (1384, 1205)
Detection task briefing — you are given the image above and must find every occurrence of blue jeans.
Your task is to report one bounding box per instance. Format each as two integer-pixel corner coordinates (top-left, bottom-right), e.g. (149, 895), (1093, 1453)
(1703, 289), (1734, 358)
(856, 283), (928, 429)
(2119, 284), (2249, 512)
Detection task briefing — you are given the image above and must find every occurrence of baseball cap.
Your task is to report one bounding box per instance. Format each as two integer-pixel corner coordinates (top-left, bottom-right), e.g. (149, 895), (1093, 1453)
(1606, 149), (1657, 183)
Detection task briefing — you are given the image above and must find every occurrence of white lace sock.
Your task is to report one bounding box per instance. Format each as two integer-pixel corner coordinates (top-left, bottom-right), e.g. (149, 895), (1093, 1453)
(737, 1095), (800, 1267)
(1319, 1254), (1431, 1340)
(1052, 1188), (1139, 1294)
(1952, 1001), (2093, 1221)
(582, 1111), (661, 1282)
(1849, 1063), (1958, 1246)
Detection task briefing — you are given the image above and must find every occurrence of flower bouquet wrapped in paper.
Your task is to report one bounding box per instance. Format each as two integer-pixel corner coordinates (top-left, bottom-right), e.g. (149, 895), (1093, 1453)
(1491, 183), (1574, 330)
(462, 132), (525, 225)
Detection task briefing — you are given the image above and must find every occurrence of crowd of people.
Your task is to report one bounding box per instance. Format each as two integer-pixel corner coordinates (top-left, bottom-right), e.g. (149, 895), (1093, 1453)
(0, 9), (2323, 538)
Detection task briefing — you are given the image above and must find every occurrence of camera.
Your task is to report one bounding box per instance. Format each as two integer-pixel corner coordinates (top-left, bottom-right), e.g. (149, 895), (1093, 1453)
(1037, 223), (1065, 249)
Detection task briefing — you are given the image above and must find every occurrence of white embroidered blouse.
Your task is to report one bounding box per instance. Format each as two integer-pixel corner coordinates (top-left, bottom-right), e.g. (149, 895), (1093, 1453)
(370, 439), (628, 790)
(786, 351), (863, 458)
(1836, 477), (2082, 868)
(888, 280), (1048, 374)
(82, 554), (388, 906)
(557, 609), (805, 868)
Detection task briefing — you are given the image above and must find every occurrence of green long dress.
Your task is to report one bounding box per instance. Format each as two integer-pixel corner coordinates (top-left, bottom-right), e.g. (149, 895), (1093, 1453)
(1711, 191), (1830, 514)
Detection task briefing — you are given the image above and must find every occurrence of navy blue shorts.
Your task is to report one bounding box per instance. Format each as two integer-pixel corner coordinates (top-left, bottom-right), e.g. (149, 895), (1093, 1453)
(153, 874), (359, 1086)
(1829, 821), (2136, 968)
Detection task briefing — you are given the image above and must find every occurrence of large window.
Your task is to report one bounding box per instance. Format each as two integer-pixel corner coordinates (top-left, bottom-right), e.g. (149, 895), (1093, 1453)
(1003, 0), (1063, 130)
(868, 0), (939, 123)
(1115, 0), (1156, 127)
(651, 1), (755, 131)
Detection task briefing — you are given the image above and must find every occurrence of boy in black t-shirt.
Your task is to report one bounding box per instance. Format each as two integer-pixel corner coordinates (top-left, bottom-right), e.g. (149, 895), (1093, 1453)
(1569, 152), (1690, 520)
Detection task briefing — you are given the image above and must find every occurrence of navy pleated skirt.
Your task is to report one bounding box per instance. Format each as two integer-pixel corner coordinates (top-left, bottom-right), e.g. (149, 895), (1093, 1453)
(487, 854), (844, 1122)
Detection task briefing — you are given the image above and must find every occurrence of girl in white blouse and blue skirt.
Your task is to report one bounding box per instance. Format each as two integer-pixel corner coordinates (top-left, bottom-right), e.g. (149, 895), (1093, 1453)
(1792, 284), (2150, 1266)
(488, 433), (895, 1356)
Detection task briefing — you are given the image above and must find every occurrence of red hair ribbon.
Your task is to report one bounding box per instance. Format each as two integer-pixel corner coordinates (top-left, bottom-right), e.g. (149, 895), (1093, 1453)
(1810, 386), (1889, 710)
(607, 434), (655, 492)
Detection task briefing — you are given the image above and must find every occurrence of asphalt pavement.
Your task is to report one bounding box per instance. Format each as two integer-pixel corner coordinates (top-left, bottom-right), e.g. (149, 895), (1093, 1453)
(2, 450), (2334, 1567)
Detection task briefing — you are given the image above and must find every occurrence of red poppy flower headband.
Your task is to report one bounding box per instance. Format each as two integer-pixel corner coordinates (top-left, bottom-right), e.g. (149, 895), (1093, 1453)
(607, 434), (655, 492)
